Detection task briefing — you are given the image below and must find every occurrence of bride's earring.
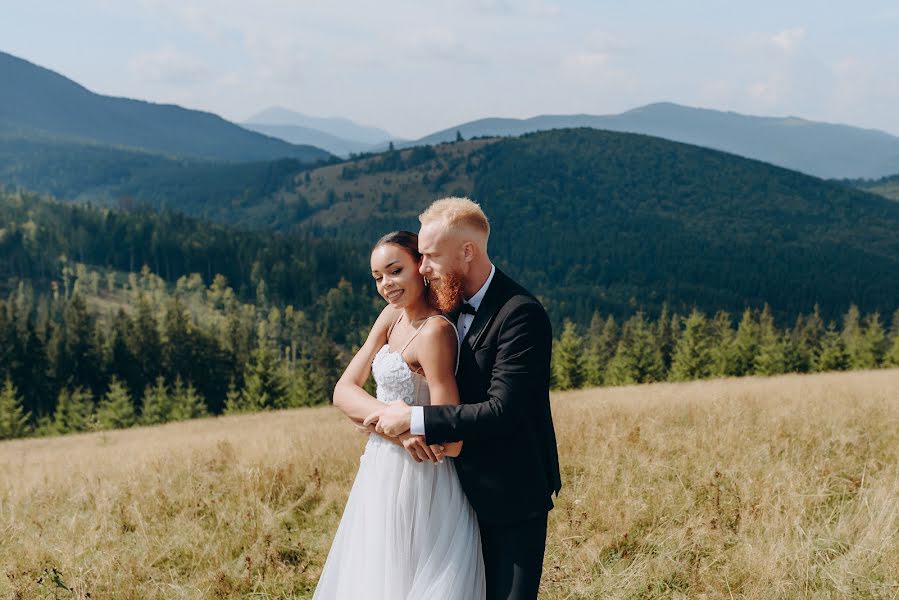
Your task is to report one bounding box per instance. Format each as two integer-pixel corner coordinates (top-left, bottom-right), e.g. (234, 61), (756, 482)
(423, 276), (430, 288)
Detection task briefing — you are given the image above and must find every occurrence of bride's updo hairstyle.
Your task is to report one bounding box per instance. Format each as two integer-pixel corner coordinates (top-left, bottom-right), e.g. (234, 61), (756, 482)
(373, 230), (422, 262)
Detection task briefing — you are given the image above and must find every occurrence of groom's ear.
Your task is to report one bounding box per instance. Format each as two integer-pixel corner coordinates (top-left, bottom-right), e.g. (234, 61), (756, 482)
(462, 241), (476, 262)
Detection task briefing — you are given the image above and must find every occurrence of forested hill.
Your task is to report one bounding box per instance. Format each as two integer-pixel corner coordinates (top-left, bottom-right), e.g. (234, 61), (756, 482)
(0, 51), (331, 163)
(268, 129), (899, 323)
(4, 128), (899, 324)
(0, 189), (373, 323)
(849, 173), (899, 202)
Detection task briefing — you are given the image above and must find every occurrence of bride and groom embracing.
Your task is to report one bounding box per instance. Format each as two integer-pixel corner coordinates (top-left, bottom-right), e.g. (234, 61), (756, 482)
(314, 197), (562, 600)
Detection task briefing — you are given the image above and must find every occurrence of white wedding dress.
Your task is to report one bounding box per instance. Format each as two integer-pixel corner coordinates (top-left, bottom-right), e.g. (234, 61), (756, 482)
(313, 315), (486, 600)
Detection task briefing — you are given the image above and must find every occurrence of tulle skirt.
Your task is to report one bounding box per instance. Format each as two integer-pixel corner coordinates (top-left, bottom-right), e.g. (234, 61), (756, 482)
(313, 434), (485, 599)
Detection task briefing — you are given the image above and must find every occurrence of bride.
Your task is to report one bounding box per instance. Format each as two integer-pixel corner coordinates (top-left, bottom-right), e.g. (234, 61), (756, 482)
(313, 231), (486, 599)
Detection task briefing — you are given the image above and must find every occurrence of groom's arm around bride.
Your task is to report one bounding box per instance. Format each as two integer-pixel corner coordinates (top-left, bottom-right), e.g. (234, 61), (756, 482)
(366, 197), (562, 599)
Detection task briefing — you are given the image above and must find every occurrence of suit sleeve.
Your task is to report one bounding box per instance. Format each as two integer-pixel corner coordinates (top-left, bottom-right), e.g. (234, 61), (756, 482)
(423, 300), (551, 444)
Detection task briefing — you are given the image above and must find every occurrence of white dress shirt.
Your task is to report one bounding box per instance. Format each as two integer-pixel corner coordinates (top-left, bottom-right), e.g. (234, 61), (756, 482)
(410, 264), (496, 436)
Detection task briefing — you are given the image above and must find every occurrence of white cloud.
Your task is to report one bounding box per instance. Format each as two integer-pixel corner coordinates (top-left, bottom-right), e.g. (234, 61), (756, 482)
(128, 45), (209, 84)
(562, 51), (610, 74)
(771, 27), (805, 52)
(395, 29), (488, 64)
(457, 0), (560, 17)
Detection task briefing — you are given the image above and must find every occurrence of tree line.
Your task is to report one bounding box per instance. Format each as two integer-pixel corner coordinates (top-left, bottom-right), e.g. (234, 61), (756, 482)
(0, 262), (378, 440)
(551, 305), (899, 390)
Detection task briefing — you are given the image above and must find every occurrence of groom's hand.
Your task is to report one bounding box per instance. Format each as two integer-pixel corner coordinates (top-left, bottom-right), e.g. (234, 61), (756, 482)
(401, 435), (445, 463)
(363, 402), (412, 437)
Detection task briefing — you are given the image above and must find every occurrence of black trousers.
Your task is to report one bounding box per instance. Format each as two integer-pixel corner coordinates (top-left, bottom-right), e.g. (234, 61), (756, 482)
(478, 512), (548, 600)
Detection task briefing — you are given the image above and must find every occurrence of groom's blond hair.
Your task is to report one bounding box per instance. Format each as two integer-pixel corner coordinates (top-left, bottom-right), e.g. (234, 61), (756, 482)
(419, 197), (490, 248)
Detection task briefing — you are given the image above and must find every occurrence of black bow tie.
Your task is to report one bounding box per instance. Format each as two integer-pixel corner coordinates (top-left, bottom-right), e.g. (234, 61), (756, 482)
(458, 302), (477, 316)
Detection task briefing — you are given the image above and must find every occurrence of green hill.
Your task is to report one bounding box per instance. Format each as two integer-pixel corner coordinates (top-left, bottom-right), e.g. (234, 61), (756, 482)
(275, 129), (899, 322)
(4, 128), (899, 324)
(849, 173), (899, 202)
(0, 51), (331, 163)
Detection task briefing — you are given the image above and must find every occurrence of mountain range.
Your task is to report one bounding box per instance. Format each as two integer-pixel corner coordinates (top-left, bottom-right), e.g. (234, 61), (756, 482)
(242, 107), (398, 157)
(0, 51), (330, 163)
(20, 127), (889, 324)
(396, 103), (899, 180)
(2, 49), (899, 325)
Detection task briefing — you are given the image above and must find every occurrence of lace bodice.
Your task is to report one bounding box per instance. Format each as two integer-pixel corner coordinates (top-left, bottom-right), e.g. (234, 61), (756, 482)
(371, 345), (430, 406)
(370, 314), (459, 407)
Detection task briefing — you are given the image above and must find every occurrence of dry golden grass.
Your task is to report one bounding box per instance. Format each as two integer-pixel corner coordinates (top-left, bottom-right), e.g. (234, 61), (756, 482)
(1, 370), (897, 599)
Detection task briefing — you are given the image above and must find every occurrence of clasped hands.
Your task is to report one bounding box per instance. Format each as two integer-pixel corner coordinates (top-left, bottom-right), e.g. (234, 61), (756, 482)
(359, 402), (446, 464)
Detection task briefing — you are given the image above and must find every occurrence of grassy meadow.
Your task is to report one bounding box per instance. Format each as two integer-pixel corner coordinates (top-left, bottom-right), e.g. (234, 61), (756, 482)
(1, 369), (897, 599)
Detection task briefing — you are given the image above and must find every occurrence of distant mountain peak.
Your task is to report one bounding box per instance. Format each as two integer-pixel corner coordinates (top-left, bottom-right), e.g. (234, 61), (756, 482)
(244, 106), (395, 147)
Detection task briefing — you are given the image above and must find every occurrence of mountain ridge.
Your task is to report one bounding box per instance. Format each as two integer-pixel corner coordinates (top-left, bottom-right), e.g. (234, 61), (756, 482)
(401, 102), (899, 179)
(244, 106), (396, 145)
(0, 50), (331, 163)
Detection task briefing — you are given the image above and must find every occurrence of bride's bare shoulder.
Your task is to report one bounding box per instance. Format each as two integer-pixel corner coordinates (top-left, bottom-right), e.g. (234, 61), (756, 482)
(371, 304), (403, 335)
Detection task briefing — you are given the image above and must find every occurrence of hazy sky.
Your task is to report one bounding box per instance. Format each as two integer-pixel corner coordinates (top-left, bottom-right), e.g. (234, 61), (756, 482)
(3, 0), (898, 139)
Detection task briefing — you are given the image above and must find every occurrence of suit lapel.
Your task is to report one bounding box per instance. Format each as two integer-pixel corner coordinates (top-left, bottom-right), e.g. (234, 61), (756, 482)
(463, 268), (506, 352)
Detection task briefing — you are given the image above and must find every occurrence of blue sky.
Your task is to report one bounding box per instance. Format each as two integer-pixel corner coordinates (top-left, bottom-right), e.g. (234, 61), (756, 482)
(3, 0), (898, 139)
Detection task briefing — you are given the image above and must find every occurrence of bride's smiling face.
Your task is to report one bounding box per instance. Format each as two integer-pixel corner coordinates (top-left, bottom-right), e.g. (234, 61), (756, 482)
(371, 243), (426, 309)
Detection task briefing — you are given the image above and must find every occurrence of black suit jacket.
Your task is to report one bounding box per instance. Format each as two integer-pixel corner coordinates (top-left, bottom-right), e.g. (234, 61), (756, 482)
(424, 268), (562, 524)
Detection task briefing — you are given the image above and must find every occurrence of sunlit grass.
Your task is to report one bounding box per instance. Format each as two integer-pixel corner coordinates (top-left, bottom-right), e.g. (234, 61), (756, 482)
(1, 369), (897, 598)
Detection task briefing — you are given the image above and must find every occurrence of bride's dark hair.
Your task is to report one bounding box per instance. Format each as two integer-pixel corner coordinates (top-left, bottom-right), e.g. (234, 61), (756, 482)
(373, 230), (421, 262)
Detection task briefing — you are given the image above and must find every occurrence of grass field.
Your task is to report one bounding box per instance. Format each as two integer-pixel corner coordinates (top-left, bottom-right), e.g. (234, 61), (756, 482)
(1, 369), (897, 599)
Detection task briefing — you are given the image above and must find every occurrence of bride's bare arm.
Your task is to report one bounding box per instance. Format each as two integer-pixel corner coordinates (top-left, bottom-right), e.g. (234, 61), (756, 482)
(415, 319), (464, 458)
(332, 305), (399, 424)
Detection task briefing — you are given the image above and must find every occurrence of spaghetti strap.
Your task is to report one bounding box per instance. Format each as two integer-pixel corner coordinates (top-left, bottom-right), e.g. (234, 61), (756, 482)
(386, 311), (404, 340)
(398, 316), (431, 353)
(434, 315), (462, 375)
(400, 314), (460, 375)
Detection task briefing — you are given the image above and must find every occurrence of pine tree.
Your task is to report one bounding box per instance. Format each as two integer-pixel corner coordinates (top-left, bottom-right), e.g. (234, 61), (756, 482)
(284, 363), (310, 408)
(654, 303), (678, 374)
(708, 311), (737, 377)
(140, 377), (172, 425)
(731, 308), (759, 376)
(552, 320), (585, 390)
(842, 304), (875, 369)
(886, 309), (899, 367)
(240, 341), (287, 411)
(604, 312), (664, 385)
(788, 306), (823, 373)
(106, 309), (140, 396)
(129, 295), (163, 393)
(862, 312), (888, 367)
(50, 293), (102, 392)
(53, 387), (96, 433)
(169, 377), (208, 421)
(584, 313), (617, 386)
(305, 336), (341, 405)
(669, 309), (713, 381)
(754, 305), (787, 376)
(163, 296), (194, 383)
(816, 323), (850, 372)
(223, 378), (245, 414)
(0, 378), (32, 439)
(96, 377), (136, 430)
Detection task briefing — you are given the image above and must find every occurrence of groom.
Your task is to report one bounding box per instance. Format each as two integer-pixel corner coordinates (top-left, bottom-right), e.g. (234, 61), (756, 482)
(365, 197), (562, 600)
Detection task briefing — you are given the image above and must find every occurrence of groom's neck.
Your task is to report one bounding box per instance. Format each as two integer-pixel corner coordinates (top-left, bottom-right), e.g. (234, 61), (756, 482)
(463, 257), (493, 300)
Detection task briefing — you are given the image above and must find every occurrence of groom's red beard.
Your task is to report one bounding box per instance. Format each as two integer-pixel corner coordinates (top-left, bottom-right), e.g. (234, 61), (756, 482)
(427, 271), (465, 313)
